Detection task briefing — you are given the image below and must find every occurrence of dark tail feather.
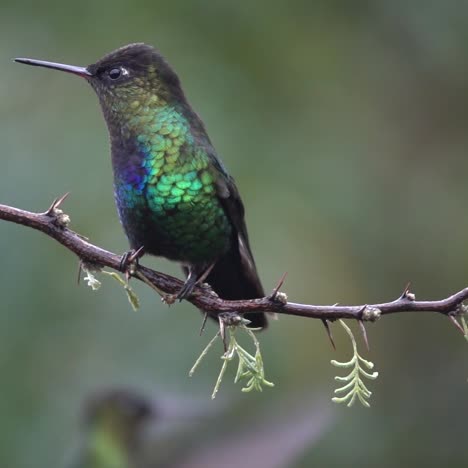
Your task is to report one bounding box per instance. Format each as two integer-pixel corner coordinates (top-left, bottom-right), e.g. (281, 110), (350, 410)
(204, 246), (268, 329)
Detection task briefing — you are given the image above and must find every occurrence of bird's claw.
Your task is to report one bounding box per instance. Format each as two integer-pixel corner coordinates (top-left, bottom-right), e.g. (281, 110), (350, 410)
(176, 270), (200, 301)
(119, 246), (145, 281)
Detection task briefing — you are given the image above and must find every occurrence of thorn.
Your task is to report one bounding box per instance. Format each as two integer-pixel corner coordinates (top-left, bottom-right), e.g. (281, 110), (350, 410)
(321, 319), (336, 350)
(128, 245), (145, 264)
(119, 246), (145, 281)
(399, 282), (411, 299)
(198, 262), (215, 285)
(218, 315), (227, 353)
(199, 312), (209, 336)
(129, 245), (145, 262)
(269, 271), (288, 301)
(358, 320), (370, 351)
(358, 304), (367, 316)
(125, 246), (144, 282)
(77, 261), (83, 285)
(448, 314), (465, 335)
(398, 282), (415, 301)
(74, 232), (89, 241)
(45, 192), (70, 216)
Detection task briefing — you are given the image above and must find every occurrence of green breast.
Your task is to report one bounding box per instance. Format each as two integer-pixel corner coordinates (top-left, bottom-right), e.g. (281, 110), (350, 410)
(113, 102), (232, 263)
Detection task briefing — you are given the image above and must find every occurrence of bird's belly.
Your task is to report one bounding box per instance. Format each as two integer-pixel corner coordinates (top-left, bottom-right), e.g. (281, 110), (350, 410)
(148, 205), (231, 263)
(115, 184), (231, 263)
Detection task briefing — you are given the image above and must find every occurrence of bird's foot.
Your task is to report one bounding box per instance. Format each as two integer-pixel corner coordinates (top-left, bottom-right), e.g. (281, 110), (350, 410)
(176, 263), (215, 302)
(119, 246), (145, 281)
(176, 277), (197, 301)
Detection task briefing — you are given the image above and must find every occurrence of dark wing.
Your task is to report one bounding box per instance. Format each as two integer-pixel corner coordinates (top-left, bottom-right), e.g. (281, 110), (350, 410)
(214, 170), (265, 297)
(203, 157), (267, 328)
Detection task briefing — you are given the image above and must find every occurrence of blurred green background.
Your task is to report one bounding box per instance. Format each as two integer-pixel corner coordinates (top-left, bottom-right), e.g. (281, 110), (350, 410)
(1, 0), (468, 466)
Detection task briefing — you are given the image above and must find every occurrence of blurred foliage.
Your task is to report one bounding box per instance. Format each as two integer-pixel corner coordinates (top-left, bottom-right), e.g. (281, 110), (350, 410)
(1, 0), (468, 466)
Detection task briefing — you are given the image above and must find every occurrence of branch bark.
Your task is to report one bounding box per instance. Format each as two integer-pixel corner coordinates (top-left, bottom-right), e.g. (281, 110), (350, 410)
(1, 198), (467, 328)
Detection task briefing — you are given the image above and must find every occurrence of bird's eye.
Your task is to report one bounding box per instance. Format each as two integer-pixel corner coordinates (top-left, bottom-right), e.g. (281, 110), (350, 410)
(108, 67), (122, 80)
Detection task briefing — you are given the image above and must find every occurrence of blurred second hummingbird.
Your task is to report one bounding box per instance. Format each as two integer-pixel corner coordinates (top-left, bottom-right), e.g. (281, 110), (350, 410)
(16, 43), (267, 328)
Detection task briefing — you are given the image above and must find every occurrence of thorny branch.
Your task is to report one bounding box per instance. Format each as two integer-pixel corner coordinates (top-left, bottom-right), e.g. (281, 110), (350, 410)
(1, 197), (468, 333)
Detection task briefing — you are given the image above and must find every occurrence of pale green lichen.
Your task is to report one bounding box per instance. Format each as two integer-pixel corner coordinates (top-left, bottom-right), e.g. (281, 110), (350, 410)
(81, 266), (140, 311)
(331, 320), (379, 408)
(102, 271), (140, 311)
(190, 319), (274, 399)
(460, 308), (468, 343)
(83, 268), (102, 291)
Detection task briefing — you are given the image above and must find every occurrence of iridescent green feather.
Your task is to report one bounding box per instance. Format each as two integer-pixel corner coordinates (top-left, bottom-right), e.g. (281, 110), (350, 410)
(113, 93), (231, 262)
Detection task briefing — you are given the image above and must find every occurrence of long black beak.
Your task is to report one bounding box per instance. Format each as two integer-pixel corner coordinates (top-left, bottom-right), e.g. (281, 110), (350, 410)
(14, 58), (92, 78)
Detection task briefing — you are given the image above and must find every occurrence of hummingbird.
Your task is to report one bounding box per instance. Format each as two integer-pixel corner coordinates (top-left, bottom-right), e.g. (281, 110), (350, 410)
(16, 43), (267, 328)
(69, 389), (153, 468)
(67, 387), (227, 468)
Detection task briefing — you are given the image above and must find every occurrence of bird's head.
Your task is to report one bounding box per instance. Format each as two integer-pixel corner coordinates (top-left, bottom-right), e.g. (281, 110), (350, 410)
(15, 43), (184, 120)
